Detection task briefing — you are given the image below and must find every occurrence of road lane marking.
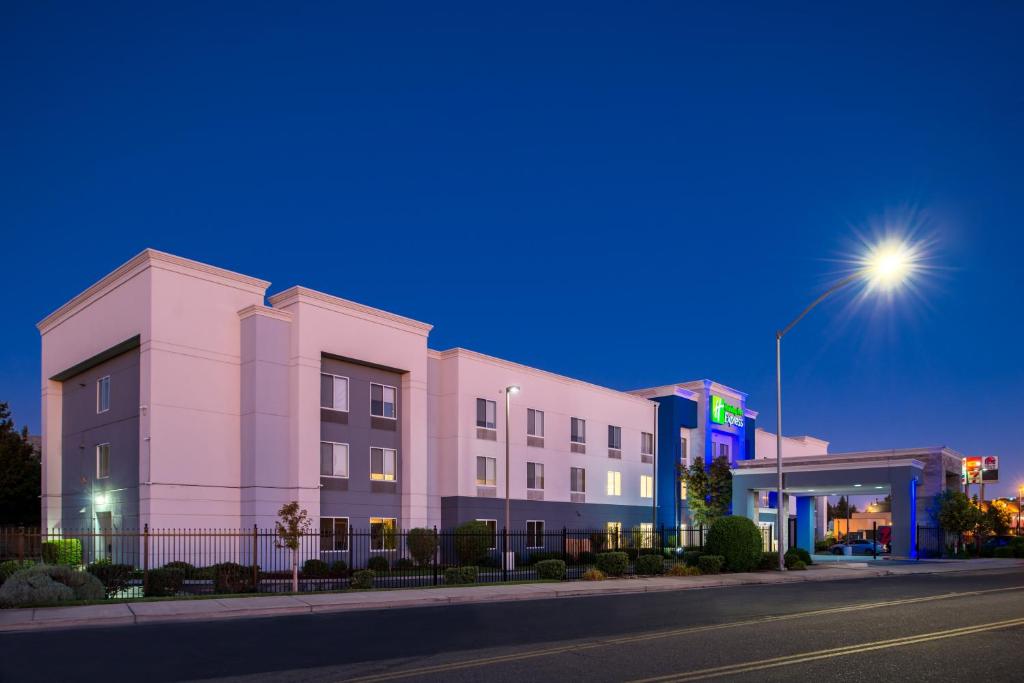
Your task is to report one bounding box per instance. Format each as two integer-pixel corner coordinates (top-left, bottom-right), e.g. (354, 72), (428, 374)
(629, 616), (1024, 682)
(340, 584), (1024, 682)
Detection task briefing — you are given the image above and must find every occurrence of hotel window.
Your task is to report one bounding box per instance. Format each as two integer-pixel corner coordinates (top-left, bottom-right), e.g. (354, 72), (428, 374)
(96, 376), (110, 414)
(607, 425), (621, 450)
(640, 474), (653, 499)
(96, 443), (110, 479)
(717, 442), (730, 460)
(680, 478), (688, 501)
(638, 522), (654, 549)
(320, 373), (349, 412)
(527, 520), (545, 548)
(476, 456), (496, 487)
(606, 470), (621, 496)
(527, 408), (544, 437)
(477, 519), (498, 549)
(641, 432), (654, 456)
(476, 398), (497, 430)
(570, 417), (586, 444)
(320, 442), (349, 478)
(320, 517), (349, 552)
(570, 467), (586, 493)
(680, 432), (689, 467)
(527, 462), (544, 490)
(371, 383), (397, 419)
(370, 447), (397, 481)
(370, 517), (397, 551)
(606, 521), (622, 548)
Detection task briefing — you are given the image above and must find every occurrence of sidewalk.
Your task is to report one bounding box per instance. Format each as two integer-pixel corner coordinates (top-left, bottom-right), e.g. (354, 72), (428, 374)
(1, 558), (1020, 633)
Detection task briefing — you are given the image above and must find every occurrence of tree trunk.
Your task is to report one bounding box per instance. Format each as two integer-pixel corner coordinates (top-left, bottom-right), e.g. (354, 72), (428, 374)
(292, 549), (299, 593)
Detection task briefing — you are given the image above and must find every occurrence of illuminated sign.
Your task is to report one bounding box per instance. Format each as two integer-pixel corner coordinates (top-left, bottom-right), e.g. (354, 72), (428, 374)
(710, 395), (744, 428)
(963, 457), (983, 484)
(982, 455), (999, 482)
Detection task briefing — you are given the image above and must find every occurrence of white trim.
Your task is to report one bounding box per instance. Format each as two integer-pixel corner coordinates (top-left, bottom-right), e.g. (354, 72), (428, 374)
(475, 455), (497, 487)
(607, 424), (622, 450)
(476, 518), (498, 549)
(96, 376), (110, 414)
(734, 459), (926, 475)
(526, 461), (545, 491)
(268, 286), (432, 335)
(570, 466), (586, 495)
(570, 416), (586, 445)
(475, 397), (497, 430)
(370, 382), (398, 420)
(96, 443), (111, 480)
(527, 408), (545, 438)
(526, 519), (545, 548)
(319, 441), (350, 479)
(370, 447), (398, 482)
(369, 517), (398, 552)
(320, 516), (350, 553)
(606, 470), (622, 496)
(320, 373), (350, 413)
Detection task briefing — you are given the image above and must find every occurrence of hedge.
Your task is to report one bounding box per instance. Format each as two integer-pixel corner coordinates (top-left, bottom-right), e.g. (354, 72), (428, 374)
(682, 550), (704, 567)
(785, 548), (813, 569)
(145, 568), (185, 597)
(697, 555), (724, 575)
(212, 562), (256, 593)
(86, 560), (134, 597)
(635, 554), (664, 575)
(302, 559), (330, 578)
(367, 556), (390, 572)
(705, 516), (763, 572)
(454, 521), (493, 566)
(444, 566), (479, 585)
(350, 570), (375, 589)
(535, 559), (566, 580)
(594, 552), (628, 577)
(0, 565), (105, 607)
(41, 539), (82, 567)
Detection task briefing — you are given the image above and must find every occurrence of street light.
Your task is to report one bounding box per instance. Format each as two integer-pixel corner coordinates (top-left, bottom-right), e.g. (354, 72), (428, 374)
(775, 239), (915, 570)
(1018, 486), (1023, 535)
(504, 385), (520, 570)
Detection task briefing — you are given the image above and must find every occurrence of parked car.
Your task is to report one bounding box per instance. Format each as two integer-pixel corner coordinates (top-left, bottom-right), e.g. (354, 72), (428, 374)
(830, 539), (885, 555)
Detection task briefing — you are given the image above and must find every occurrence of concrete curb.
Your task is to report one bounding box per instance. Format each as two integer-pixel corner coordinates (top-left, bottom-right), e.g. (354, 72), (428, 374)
(1, 559), (1020, 633)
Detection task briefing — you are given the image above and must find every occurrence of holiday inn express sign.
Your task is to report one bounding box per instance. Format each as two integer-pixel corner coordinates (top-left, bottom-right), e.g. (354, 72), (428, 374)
(711, 395), (744, 428)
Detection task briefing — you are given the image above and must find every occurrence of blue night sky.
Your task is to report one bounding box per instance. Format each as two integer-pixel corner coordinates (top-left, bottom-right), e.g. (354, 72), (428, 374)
(2, 3), (1022, 497)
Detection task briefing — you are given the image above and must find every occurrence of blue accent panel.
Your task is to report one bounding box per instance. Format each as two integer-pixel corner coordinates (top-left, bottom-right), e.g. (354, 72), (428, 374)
(651, 394), (699, 531)
(908, 477), (918, 559)
(743, 416), (756, 460)
(795, 496), (815, 553)
(767, 491), (778, 509)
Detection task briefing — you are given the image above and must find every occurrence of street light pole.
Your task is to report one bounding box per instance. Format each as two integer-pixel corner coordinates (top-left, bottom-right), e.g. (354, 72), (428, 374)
(1018, 486), (1023, 536)
(504, 385), (520, 569)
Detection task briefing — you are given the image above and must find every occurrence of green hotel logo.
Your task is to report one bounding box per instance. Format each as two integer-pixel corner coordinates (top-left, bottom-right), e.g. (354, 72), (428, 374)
(711, 395), (744, 428)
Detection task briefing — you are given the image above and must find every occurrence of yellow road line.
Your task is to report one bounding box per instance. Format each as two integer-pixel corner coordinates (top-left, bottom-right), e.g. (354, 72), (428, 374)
(341, 584), (1024, 682)
(630, 616), (1024, 682)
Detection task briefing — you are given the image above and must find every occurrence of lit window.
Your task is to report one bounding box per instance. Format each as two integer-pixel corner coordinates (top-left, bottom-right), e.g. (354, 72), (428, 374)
(527, 462), (544, 490)
(570, 467), (586, 494)
(527, 520), (545, 548)
(606, 471), (621, 496)
(96, 376), (110, 414)
(476, 456), (496, 486)
(641, 432), (654, 456)
(370, 448), (397, 481)
(571, 417), (586, 444)
(319, 517), (349, 552)
(606, 521), (622, 548)
(681, 478), (688, 501)
(608, 425), (622, 450)
(527, 408), (544, 437)
(96, 443), (110, 479)
(370, 517), (397, 550)
(476, 398), (496, 429)
(641, 474), (653, 499)
(371, 384), (397, 418)
(477, 519), (497, 549)
(638, 522), (654, 549)
(320, 374), (349, 412)
(320, 442), (349, 478)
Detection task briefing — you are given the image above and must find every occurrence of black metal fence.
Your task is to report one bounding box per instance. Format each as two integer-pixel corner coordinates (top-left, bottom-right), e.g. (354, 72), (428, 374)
(0, 524), (774, 597)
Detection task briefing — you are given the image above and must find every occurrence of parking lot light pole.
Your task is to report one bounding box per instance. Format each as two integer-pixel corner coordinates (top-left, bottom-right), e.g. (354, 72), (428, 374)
(504, 385), (520, 570)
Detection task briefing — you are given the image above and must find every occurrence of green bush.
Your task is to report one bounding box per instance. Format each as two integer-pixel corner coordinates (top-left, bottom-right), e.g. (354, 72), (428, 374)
(145, 568), (185, 597)
(41, 539), (83, 566)
(407, 527), (439, 567)
(350, 569), (375, 589)
(444, 566), (480, 585)
(302, 559), (330, 577)
(594, 552), (628, 577)
(86, 561), (134, 597)
(535, 559), (566, 580)
(0, 565), (105, 607)
(635, 554), (664, 575)
(785, 548), (813, 569)
(790, 560), (808, 570)
(682, 550), (704, 567)
(814, 535), (837, 553)
(394, 557), (415, 570)
(993, 546), (1015, 558)
(459, 566), (478, 583)
(697, 555), (724, 575)
(705, 516), (763, 573)
(329, 560), (349, 577)
(454, 521), (493, 566)
(211, 562), (255, 593)
(759, 552), (779, 570)
(367, 555), (390, 572)
(0, 559), (35, 585)
(668, 563), (701, 576)
(162, 561), (196, 578)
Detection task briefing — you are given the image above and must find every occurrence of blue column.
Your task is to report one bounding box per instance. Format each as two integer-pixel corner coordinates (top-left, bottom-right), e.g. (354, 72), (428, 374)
(795, 496), (815, 554)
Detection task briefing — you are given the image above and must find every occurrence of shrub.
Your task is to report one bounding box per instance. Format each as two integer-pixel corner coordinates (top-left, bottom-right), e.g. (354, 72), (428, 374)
(162, 561), (196, 578)
(790, 560), (808, 570)
(394, 557), (415, 570)
(635, 554), (664, 576)
(594, 552), (628, 577)
(815, 535), (837, 553)
(302, 559), (330, 578)
(759, 552), (779, 570)
(41, 539), (83, 567)
(0, 565), (105, 606)
(86, 561), (134, 597)
(407, 527), (439, 567)
(535, 559), (566, 580)
(0, 559), (34, 585)
(697, 555), (724, 575)
(705, 516), (763, 573)
(454, 521), (493, 566)
(667, 563), (701, 577)
(329, 560), (349, 578)
(145, 568), (185, 597)
(683, 550), (704, 567)
(367, 556), (390, 572)
(589, 532), (607, 553)
(785, 548), (813, 569)
(350, 570), (375, 589)
(444, 567), (463, 585)
(582, 568), (606, 581)
(212, 562), (255, 593)
(459, 566), (478, 583)
(993, 546), (1015, 558)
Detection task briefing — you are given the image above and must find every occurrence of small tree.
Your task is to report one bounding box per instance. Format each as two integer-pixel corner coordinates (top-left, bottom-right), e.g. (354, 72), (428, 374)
(407, 527), (439, 567)
(682, 457), (712, 526)
(708, 455), (733, 518)
(453, 520), (492, 566)
(930, 490), (980, 554)
(275, 501), (311, 592)
(980, 503), (1013, 537)
(0, 402), (41, 526)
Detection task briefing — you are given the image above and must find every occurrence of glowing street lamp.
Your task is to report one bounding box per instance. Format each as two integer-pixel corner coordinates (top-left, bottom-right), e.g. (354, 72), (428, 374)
(774, 239), (917, 570)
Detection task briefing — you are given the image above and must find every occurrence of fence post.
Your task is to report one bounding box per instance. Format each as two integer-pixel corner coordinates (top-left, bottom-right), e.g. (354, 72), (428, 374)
(562, 527), (567, 560)
(915, 524), (920, 561)
(699, 524), (704, 551)
(432, 526), (438, 586)
(143, 524), (150, 595)
(872, 521), (877, 559)
(502, 527), (508, 582)
(252, 525), (258, 589)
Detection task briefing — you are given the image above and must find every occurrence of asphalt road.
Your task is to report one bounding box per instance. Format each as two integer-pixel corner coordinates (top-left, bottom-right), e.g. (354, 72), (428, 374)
(2, 569), (1023, 682)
